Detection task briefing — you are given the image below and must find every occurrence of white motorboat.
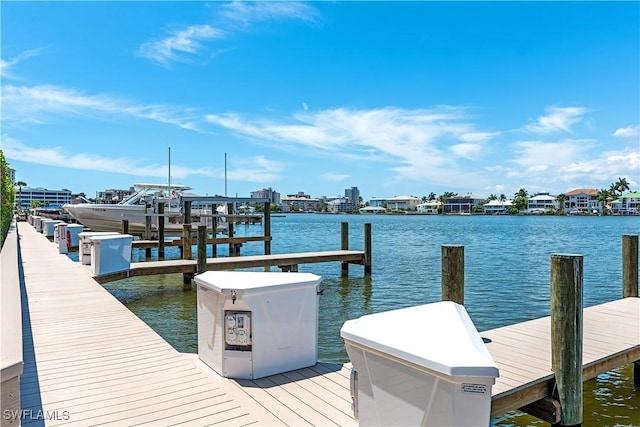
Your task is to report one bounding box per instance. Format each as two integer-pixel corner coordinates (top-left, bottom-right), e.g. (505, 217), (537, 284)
(63, 183), (227, 237)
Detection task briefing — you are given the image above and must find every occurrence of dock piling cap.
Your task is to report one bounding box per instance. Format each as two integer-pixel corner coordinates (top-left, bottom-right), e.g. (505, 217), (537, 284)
(340, 301), (499, 378)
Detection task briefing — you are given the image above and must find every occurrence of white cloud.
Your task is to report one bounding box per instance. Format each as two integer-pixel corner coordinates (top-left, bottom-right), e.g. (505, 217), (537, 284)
(511, 139), (593, 168)
(613, 125), (639, 139)
(225, 155), (284, 183)
(138, 24), (225, 66)
(320, 172), (350, 182)
(205, 106), (496, 189)
(302, 102), (308, 111)
(450, 143), (483, 159)
(459, 131), (500, 143)
(2, 85), (201, 131)
(0, 48), (45, 80)
(218, 2), (321, 25)
(525, 106), (591, 134)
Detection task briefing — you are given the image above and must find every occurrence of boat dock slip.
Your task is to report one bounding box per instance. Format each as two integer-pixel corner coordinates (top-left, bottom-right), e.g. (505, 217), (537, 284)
(93, 250), (367, 284)
(12, 222), (356, 426)
(4, 222), (639, 425)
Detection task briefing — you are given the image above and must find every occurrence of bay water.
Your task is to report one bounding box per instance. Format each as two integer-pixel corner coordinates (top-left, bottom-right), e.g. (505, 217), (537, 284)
(100, 214), (639, 426)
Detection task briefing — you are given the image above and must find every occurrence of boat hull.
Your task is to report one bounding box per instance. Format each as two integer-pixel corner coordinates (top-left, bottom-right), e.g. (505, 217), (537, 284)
(63, 204), (217, 237)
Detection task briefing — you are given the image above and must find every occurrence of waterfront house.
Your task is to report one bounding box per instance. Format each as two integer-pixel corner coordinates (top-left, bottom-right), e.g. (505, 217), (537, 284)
(387, 195), (422, 211)
(359, 206), (387, 214)
(610, 192), (640, 215)
(483, 199), (513, 215)
(281, 193), (322, 212)
(368, 197), (389, 208)
(444, 194), (485, 214)
(416, 201), (441, 214)
(564, 188), (600, 214)
(327, 198), (355, 213)
(526, 193), (557, 214)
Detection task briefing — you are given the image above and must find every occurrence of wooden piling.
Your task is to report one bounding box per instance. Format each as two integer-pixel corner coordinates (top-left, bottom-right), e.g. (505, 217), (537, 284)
(441, 245), (464, 305)
(182, 201), (192, 261)
(121, 219), (129, 234)
(145, 205), (152, 240)
(264, 202), (271, 255)
(341, 222), (349, 277)
(197, 225), (207, 275)
(157, 203), (165, 259)
(622, 234), (638, 298)
(550, 254), (583, 427)
(364, 223), (372, 275)
(622, 235), (640, 387)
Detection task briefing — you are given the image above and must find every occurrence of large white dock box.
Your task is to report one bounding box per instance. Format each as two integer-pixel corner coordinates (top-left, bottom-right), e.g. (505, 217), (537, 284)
(340, 301), (499, 427)
(33, 216), (44, 232)
(42, 219), (64, 237)
(78, 232), (120, 265)
(65, 224), (84, 249)
(195, 271), (322, 380)
(89, 234), (133, 276)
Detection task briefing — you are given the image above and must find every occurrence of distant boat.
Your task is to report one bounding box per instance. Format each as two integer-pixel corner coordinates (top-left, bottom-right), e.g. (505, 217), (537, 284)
(32, 204), (72, 221)
(63, 183), (226, 237)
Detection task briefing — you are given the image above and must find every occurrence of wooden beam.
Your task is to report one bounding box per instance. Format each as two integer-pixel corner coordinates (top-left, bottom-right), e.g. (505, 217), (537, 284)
(520, 397), (562, 425)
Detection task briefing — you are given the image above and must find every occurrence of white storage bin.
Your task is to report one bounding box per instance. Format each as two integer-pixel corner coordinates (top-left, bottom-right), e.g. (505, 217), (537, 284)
(341, 301), (499, 427)
(65, 224), (84, 249)
(90, 234), (133, 276)
(195, 271), (322, 380)
(42, 220), (64, 237)
(78, 232), (119, 265)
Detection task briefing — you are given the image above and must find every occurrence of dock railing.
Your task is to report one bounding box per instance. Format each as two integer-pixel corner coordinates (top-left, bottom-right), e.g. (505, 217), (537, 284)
(1, 221), (23, 426)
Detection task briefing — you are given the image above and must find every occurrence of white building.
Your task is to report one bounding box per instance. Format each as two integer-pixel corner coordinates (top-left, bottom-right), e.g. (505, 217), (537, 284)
(416, 201), (441, 214)
(483, 200), (513, 215)
(564, 189), (600, 214)
(387, 195), (422, 211)
(526, 193), (557, 213)
(610, 192), (640, 215)
(444, 194), (485, 214)
(15, 186), (72, 211)
(251, 187), (281, 204)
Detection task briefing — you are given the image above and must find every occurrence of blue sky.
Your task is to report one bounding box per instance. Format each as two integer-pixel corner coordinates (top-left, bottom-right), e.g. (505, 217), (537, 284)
(2, 1), (638, 201)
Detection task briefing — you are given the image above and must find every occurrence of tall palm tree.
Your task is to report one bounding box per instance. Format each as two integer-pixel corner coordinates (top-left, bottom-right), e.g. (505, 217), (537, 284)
(14, 180), (27, 213)
(487, 194), (497, 201)
(513, 188), (529, 211)
(499, 194), (507, 202)
(555, 193), (566, 213)
(596, 189), (610, 214)
(609, 183), (620, 198)
(616, 177), (630, 195)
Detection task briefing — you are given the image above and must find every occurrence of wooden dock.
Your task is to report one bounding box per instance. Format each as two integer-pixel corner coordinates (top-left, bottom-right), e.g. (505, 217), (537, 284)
(13, 222), (356, 426)
(4, 221), (639, 426)
(93, 250), (368, 284)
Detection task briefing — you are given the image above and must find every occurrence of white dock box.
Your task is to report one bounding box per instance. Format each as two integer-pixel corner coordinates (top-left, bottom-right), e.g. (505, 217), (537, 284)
(340, 301), (499, 427)
(89, 234), (133, 276)
(195, 271), (322, 380)
(78, 232), (120, 265)
(34, 216), (44, 232)
(55, 223), (69, 254)
(42, 219), (64, 237)
(65, 224), (84, 249)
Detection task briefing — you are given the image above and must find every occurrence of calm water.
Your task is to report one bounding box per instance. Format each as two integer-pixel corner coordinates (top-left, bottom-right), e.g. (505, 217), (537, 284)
(98, 214), (640, 426)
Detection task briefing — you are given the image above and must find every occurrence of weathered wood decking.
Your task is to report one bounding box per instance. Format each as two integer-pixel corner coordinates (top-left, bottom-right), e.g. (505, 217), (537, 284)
(11, 221), (640, 425)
